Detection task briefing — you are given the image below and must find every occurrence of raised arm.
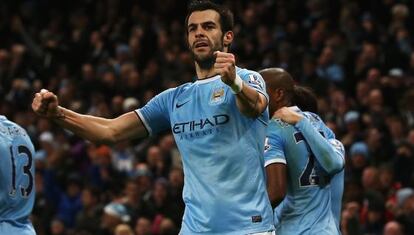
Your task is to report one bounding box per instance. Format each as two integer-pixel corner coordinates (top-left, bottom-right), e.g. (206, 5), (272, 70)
(296, 117), (345, 175)
(214, 51), (267, 118)
(274, 107), (345, 175)
(32, 89), (148, 145)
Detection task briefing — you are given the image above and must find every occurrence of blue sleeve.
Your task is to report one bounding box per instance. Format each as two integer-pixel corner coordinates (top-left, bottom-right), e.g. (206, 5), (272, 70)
(264, 122), (286, 167)
(239, 70), (269, 101)
(135, 88), (174, 135)
(295, 118), (345, 175)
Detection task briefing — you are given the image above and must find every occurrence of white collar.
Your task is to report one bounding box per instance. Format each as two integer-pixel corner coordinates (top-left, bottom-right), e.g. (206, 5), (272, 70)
(288, 106), (301, 112)
(194, 75), (221, 84)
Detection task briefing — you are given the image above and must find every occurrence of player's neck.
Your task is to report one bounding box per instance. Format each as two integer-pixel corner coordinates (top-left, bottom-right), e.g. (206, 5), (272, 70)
(195, 63), (217, 80)
(276, 100), (292, 110)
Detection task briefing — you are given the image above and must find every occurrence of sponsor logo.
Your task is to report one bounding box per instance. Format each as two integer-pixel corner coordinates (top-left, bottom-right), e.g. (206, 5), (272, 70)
(176, 100), (190, 109)
(173, 114), (229, 134)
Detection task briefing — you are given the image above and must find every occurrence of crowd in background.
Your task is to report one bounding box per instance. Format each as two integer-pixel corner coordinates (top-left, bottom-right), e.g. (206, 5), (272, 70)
(1, 0), (414, 235)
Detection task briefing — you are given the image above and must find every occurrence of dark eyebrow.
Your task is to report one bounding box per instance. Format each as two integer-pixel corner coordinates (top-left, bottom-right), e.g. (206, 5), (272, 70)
(201, 21), (216, 26)
(188, 23), (196, 28)
(188, 21), (217, 28)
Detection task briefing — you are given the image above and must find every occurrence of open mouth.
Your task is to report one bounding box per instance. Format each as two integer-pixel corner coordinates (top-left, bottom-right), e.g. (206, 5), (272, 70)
(194, 41), (209, 49)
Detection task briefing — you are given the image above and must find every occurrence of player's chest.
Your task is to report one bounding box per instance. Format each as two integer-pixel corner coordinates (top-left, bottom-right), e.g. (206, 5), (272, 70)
(171, 83), (234, 137)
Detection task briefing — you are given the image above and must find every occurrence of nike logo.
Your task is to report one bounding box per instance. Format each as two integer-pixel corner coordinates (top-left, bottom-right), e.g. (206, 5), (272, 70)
(176, 100), (190, 108)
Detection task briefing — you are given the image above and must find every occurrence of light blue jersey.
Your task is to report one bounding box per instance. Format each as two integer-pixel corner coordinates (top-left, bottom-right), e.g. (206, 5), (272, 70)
(137, 68), (274, 234)
(264, 107), (344, 235)
(331, 163), (345, 232)
(0, 116), (36, 235)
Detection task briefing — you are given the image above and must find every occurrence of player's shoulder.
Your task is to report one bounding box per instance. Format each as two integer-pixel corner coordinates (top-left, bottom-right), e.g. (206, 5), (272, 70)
(0, 116), (29, 138)
(236, 67), (264, 85)
(302, 111), (323, 123)
(302, 111), (336, 138)
(236, 67), (261, 78)
(156, 82), (194, 99)
(267, 118), (290, 136)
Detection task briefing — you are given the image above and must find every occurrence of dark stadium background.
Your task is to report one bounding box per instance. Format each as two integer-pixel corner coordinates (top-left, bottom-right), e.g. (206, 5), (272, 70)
(1, 0), (414, 234)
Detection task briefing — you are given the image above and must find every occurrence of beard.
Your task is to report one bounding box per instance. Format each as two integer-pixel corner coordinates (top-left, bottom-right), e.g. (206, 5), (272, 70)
(190, 39), (224, 70)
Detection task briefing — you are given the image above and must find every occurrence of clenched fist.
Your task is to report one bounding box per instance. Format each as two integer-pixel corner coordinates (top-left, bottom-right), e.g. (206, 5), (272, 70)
(214, 51), (236, 85)
(273, 107), (304, 125)
(32, 89), (61, 119)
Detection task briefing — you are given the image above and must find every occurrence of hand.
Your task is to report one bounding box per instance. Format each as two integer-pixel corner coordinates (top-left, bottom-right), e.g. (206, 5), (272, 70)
(214, 51), (236, 85)
(32, 89), (61, 119)
(273, 107), (303, 125)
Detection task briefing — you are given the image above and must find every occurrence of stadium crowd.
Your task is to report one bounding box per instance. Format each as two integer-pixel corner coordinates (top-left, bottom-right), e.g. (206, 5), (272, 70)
(0, 0), (414, 234)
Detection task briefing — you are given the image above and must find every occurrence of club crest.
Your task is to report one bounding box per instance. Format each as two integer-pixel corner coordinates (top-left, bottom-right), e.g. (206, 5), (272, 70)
(209, 86), (226, 105)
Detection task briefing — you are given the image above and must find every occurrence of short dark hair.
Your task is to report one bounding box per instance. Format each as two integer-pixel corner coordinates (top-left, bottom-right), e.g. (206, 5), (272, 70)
(293, 86), (318, 113)
(185, 0), (234, 34)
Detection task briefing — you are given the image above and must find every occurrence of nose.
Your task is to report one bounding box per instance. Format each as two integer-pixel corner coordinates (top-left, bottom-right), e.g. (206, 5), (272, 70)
(195, 26), (205, 38)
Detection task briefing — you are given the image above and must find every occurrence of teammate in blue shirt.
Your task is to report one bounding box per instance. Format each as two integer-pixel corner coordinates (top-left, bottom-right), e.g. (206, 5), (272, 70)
(260, 68), (345, 234)
(0, 115), (36, 235)
(32, 1), (274, 234)
(284, 83), (345, 232)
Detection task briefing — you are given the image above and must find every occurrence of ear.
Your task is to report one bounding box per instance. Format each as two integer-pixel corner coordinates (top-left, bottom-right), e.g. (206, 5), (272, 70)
(275, 89), (284, 102)
(223, 31), (234, 49)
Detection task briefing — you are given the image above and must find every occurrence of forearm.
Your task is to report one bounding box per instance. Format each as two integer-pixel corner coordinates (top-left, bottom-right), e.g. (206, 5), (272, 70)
(296, 118), (344, 174)
(51, 106), (115, 144)
(52, 107), (146, 144)
(234, 80), (267, 118)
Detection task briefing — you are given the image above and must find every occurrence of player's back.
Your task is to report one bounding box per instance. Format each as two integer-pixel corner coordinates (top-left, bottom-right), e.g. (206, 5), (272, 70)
(0, 115), (36, 235)
(270, 110), (338, 234)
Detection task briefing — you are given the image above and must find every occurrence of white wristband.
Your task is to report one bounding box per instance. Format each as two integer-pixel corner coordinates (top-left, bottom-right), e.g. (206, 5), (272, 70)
(230, 75), (243, 94)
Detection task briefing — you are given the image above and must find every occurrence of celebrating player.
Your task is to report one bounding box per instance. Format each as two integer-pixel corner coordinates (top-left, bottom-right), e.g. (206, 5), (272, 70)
(32, 1), (274, 234)
(0, 115), (36, 235)
(260, 68), (345, 234)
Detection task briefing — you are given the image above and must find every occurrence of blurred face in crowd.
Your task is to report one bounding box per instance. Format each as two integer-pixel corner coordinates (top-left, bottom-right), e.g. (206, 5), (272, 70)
(402, 195), (414, 216)
(351, 153), (366, 169)
(153, 181), (168, 205)
(169, 168), (184, 189)
(379, 168), (394, 190)
(135, 217), (152, 235)
(362, 167), (379, 190)
(51, 219), (65, 235)
(102, 213), (122, 231)
(187, 10), (233, 69)
(410, 52), (414, 69)
(125, 181), (140, 202)
(383, 221), (404, 235)
(408, 129), (414, 145)
(81, 188), (97, 208)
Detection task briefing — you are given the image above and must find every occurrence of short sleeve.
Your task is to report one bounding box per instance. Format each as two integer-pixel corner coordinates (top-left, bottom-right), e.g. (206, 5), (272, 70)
(264, 122), (286, 167)
(135, 88), (174, 135)
(239, 70), (269, 101)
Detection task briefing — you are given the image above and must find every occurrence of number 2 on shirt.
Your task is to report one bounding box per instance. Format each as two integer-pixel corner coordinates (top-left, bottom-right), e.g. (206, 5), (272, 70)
(294, 132), (320, 187)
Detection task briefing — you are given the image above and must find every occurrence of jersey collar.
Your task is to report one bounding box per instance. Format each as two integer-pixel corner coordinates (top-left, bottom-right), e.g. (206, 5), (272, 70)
(194, 75), (221, 84)
(288, 106), (301, 112)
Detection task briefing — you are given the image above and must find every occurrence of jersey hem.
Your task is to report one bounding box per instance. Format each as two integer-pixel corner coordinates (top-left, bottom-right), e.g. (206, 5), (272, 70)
(135, 110), (153, 136)
(265, 158), (286, 167)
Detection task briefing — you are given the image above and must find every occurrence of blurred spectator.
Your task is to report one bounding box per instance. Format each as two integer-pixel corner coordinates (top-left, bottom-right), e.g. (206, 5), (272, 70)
(75, 187), (103, 235)
(114, 224), (134, 235)
(100, 202), (131, 235)
(383, 221), (405, 235)
(135, 217), (152, 235)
